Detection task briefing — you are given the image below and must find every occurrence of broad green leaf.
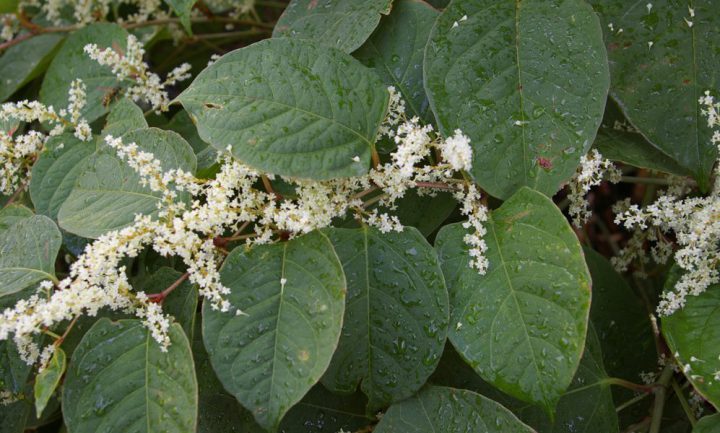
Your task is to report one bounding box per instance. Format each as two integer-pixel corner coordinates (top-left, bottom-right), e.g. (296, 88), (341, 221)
(434, 187), (591, 412)
(374, 385), (535, 433)
(164, 0), (196, 34)
(62, 318), (198, 433)
(101, 98), (148, 137)
(424, 0), (609, 200)
(273, 0), (392, 53)
(355, 0), (438, 121)
(58, 127), (196, 238)
(0, 34), (64, 102)
(279, 385), (373, 433)
(40, 23), (129, 123)
(177, 38), (389, 180)
(134, 267), (197, 339)
(389, 190), (456, 237)
(33, 348), (66, 418)
(593, 99), (687, 176)
(512, 326), (618, 433)
(584, 248), (656, 382)
(426, 0), (448, 8)
(0, 215), (61, 309)
(164, 110), (217, 173)
(30, 134), (95, 219)
(663, 284), (720, 409)
(321, 227), (449, 410)
(588, 0), (720, 191)
(192, 319), (264, 433)
(202, 231), (346, 431)
(0, 340), (33, 433)
(695, 414), (720, 433)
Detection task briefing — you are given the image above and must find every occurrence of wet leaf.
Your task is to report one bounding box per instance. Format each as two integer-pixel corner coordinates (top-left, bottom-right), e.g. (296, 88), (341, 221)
(58, 127), (196, 238)
(425, 0), (609, 199)
(322, 227), (449, 410)
(435, 187), (591, 413)
(273, 0), (392, 53)
(374, 385), (535, 433)
(101, 98), (148, 137)
(0, 340), (34, 433)
(62, 318), (198, 433)
(202, 231), (346, 431)
(40, 23), (129, 123)
(355, 0), (438, 122)
(588, 0), (720, 190)
(663, 284), (720, 409)
(34, 348), (66, 418)
(177, 38), (388, 180)
(694, 414), (720, 433)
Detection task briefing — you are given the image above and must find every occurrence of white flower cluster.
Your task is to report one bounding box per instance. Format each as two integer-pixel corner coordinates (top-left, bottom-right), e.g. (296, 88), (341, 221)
(567, 149), (621, 228)
(614, 92), (720, 315)
(0, 79), (91, 195)
(0, 88), (489, 358)
(84, 34), (192, 113)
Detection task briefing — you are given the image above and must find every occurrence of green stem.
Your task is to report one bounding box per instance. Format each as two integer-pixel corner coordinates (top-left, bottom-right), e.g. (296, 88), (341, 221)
(649, 364), (675, 433)
(616, 392), (651, 413)
(671, 379), (697, 426)
(604, 377), (654, 393)
(619, 176), (690, 186)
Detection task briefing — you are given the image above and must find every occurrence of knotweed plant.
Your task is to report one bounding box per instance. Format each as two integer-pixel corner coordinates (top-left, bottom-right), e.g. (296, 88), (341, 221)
(0, 1), (718, 432)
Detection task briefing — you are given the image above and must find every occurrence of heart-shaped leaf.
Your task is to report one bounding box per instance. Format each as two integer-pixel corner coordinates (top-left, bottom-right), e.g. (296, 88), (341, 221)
(424, 0), (609, 199)
(0, 33), (64, 102)
(202, 231), (346, 431)
(322, 226), (449, 410)
(435, 187), (591, 413)
(177, 38), (388, 180)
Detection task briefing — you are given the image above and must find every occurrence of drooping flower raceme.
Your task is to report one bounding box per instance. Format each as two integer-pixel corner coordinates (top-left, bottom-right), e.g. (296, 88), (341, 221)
(84, 34), (192, 113)
(0, 88), (489, 362)
(615, 91), (720, 315)
(0, 79), (91, 195)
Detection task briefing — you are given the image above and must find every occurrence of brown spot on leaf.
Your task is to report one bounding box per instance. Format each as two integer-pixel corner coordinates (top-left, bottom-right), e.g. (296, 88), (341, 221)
(307, 0), (318, 9)
(203, 102), (223, 109)
(298, 350), (310, 362)
(537, 157), (553, 170)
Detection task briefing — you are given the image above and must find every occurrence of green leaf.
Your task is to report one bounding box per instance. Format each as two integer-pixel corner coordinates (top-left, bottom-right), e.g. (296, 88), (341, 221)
(663, 284), (720, 409)
(202, 231), (346, 431)
(192, 319), (264, 433)
(694, 414), (720, 433)
(0, 204), (33, 228)
(389, 190), (456, 237)
(164, 110), (217, 173)
(273, 0), (392, 53)
(101, 98), (148, 137)
(177, 38), (389, 180)
(0, 340), (33, 433)
(355, 0), (437, 122)
(58, 127), (196, 238)
(62, 318), (198, 433)
(279, 385), (373, 432)
(321, 226), (448, 410)
(588, 0), (720, 191)
(593, 99), (687, 176)
(164, 0), (196, 34)
(0, 33), (64, 102)
(33, 348), (66, 418)
(424, 0), (609, 200)
(30, 134), (95, 220)
(374, 385), (535, 433)
(434, 187), (591, 412)
(40, 23), (129, 123)
(0, 215), (61, 309)
(512, 326), (618, 433)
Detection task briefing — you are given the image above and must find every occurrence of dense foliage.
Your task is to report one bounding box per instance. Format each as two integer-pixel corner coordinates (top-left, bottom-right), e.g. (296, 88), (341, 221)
(0, 0), (718, 432)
